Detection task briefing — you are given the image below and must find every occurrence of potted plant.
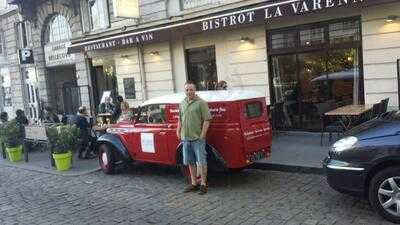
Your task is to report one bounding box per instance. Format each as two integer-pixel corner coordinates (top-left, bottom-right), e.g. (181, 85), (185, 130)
(0, 120), (24, 162)
(47, 125), (79, 171)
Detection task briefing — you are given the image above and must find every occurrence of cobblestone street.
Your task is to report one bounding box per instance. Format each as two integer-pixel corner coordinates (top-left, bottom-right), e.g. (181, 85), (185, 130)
(0, 164), (394, 225)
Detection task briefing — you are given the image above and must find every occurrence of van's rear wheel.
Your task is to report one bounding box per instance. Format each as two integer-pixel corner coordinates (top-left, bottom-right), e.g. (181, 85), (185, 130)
(98, 144), (115, 174)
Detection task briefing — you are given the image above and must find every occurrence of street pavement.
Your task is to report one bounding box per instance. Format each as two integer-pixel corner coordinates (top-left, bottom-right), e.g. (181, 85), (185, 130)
(0, 163), (394, 225)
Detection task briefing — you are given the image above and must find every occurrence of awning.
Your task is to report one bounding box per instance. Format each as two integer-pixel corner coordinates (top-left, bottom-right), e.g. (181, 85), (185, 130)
(68, 0), (396, 53)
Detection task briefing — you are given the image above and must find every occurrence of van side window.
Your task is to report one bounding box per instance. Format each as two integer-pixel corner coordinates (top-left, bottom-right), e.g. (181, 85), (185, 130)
(138, 104), (166, 124)
(245, 102), (262, 119)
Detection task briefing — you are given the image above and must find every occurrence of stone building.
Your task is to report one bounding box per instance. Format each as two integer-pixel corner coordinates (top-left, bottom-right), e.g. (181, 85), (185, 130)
(6, 0), (400, 131)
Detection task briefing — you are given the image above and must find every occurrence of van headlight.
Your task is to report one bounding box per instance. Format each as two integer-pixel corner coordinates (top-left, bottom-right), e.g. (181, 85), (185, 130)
(332, 136), (358, 152)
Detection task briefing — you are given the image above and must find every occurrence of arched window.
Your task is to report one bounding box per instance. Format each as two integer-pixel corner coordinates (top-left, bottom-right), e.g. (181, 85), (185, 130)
(47, 15), (72, 43)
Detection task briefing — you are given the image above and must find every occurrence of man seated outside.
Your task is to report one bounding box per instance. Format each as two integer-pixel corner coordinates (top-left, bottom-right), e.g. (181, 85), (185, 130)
(72, 106), (96, 159)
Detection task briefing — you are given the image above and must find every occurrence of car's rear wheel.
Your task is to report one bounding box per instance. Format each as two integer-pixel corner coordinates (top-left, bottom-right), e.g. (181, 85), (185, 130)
(98, 144), (115, 174)
(369, 166), (400, 224)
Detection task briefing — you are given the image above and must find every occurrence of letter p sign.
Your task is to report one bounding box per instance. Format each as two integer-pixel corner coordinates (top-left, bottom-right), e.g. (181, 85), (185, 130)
(18, 48), (34, 64)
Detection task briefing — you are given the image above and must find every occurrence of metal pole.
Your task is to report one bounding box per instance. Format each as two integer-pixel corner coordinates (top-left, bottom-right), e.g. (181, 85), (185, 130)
(137, 45), (147, 101)
(397, 59), (400, 110)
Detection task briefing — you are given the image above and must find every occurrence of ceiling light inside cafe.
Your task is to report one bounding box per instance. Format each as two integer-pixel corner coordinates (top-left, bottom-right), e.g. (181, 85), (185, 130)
(385, 15), (398, 23)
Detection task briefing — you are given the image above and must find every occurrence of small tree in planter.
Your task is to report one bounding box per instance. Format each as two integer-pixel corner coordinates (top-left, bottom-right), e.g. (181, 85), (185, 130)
(0, 120), (24, 162)
(47, 125), (79, 171)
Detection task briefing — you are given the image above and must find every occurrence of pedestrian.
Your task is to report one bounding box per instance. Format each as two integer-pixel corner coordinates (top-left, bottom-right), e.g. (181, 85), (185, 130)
(72, 106), (96, 159)
(216, 80), (228, 90)
(15, 109), (29, 125)
(177, 81), (212, 195)
(43, 106), (60, 123)
(113, 95), (124, 121)
(117, 101), (133, 123)
(98, 96), (115, 114)
(0, 112), (8, 123)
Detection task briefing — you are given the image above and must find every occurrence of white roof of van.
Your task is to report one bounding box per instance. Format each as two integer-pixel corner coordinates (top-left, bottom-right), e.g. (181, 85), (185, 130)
(141, 90), (265, 106)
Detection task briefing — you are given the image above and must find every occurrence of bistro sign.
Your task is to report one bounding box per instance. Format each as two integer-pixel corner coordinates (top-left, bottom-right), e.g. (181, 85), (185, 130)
(202, 0), (366, 31)
(69, 0), (384, 53)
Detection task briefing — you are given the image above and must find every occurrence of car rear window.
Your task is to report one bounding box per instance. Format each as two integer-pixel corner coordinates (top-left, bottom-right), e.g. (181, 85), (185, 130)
(245, 102), (262, 119)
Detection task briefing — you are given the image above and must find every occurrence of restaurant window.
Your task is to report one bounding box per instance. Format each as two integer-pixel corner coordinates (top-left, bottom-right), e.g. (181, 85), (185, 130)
(271, 31), (296, 50)
(299, 27), (325, 47)
(186, 46), (218, 91)
(268, 18), (362, 131)
(0, 30), (4, 55)
(88, 0), (110, 30)
(329, 20), (360, 44)
(123, 78), (136, 99)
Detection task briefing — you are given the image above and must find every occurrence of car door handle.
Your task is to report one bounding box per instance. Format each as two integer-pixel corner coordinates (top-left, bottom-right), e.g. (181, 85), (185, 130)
(160, 132), (166, 135)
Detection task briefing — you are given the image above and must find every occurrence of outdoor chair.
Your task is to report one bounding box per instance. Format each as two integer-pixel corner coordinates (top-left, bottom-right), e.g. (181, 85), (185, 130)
(316, 102), (346, 146)
(370, 102), (383, 120)
(380, 98), (389, 115)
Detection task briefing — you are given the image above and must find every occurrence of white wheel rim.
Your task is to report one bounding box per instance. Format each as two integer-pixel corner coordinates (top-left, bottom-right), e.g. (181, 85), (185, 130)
(102, 152), (108, 166)
(378, 177), (400, 217)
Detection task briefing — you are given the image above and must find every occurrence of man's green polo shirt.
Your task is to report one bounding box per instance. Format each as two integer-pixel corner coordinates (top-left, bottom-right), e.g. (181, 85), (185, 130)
(179, 95), (212, 141)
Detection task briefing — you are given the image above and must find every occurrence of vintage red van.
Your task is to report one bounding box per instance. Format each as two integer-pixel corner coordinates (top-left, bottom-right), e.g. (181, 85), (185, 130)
(96, 90), (272, 178)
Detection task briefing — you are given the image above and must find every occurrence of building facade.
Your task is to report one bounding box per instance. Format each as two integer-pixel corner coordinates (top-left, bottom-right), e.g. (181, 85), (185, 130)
(7, 0), (400, 131)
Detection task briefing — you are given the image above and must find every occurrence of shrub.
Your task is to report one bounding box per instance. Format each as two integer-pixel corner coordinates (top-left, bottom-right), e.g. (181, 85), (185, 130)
(47, 125), (79, 154)
(0, 120), (24, 148)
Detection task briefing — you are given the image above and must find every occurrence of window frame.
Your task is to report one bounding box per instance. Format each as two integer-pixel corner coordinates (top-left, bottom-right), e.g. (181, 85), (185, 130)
(267, 17), (361, 55)
(245, 101), (263, 119)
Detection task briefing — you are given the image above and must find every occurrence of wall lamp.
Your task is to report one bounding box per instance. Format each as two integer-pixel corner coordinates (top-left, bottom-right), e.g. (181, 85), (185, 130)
(385, 15), (398, 23)
(149, 51), (159, 56)
(240, 37), (254, 43)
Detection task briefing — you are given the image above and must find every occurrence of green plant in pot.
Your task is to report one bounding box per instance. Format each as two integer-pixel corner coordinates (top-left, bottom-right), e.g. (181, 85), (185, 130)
(0, 120), (24, 162)
(47, 125), (79, 171)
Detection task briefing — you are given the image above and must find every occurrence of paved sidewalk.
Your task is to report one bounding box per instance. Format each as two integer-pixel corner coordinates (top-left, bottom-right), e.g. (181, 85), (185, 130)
(0, 149), (100, 176)
(0, 131), (331, 176)
(253, 131), (332, 174)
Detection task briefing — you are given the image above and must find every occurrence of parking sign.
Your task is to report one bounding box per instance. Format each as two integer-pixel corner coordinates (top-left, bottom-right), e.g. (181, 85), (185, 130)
(18, 48), (34, 64)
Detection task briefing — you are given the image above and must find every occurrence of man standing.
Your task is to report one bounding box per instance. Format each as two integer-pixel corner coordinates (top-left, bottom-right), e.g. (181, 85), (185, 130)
(177, 81), (212, 195)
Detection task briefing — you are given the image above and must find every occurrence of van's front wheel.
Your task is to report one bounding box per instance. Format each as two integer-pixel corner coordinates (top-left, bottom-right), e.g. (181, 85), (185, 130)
(98, 144), (115, 174)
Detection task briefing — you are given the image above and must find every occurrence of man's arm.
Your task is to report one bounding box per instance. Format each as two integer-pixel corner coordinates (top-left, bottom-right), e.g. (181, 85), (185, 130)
(176, 119), (181, 139)
(200, 120), (210, 140)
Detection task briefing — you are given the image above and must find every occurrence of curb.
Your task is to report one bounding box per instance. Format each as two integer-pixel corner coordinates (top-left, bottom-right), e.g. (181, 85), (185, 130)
(251, 162), (325, 175)
(0, 161), (101, 177)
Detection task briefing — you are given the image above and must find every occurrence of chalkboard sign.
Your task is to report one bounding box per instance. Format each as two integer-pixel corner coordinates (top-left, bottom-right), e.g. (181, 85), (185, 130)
(123, 78), (136, 99)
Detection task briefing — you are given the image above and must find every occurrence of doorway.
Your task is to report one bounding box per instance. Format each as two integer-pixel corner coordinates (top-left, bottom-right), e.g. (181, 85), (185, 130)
(90, 62), (117, 114)
(47, 66), (80, 115)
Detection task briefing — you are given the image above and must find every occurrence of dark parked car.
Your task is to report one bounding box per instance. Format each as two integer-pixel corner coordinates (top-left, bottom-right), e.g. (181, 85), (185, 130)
(323, 111), (400, 223)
